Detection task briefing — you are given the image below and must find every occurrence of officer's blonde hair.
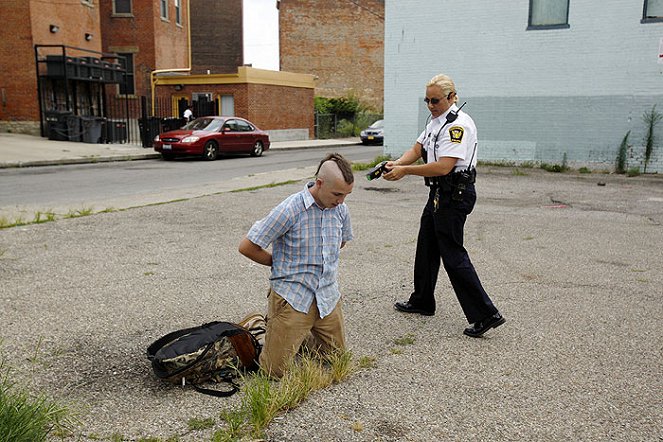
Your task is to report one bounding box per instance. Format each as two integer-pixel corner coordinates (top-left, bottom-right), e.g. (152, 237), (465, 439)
(427, 74), (458, 103)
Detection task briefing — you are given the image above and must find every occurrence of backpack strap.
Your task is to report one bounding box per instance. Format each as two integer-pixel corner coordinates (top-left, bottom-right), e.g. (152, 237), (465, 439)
(191, 370), (240, 397)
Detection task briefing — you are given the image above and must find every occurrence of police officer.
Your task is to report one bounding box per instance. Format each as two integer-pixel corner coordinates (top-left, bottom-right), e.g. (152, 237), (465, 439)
(383, 73), (505, 338)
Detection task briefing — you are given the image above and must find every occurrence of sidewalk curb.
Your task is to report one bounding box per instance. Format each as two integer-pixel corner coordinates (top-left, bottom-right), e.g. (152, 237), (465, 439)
(0, 153), (162, 169)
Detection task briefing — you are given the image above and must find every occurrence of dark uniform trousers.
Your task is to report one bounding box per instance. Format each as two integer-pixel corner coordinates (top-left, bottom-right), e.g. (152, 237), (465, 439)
(408, 183), (498, 323)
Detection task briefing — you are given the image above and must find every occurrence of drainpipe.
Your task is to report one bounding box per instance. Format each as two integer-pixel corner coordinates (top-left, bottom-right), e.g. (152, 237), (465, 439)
(150, 0), (192, 114)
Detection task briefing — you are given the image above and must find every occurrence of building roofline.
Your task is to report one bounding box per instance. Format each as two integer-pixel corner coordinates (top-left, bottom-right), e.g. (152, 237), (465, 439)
(154, 66), (316, 89)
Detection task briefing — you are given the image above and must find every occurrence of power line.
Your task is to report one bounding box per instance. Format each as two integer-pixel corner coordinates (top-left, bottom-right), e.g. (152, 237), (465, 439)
(341, 0), (384, 20)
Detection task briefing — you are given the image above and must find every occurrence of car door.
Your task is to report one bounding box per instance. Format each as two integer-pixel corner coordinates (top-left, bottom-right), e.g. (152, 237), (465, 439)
(220, 119), (241, 152)
(235, 119), (255, 152)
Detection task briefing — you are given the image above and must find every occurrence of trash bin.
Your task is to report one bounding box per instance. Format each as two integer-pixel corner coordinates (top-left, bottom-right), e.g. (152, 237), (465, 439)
(138, 116), (161, 147)
(66, 115), (82, 142)
(104, 120), (128, 143)
(161, 117), (186, 132)
(81, 116), (105, 144)
(45, 110), (72, 141)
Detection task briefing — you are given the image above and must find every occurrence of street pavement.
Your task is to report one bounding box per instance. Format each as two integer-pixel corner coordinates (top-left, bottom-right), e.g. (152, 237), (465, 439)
(0, 131), (662, 441)
(0, 132), (361, 168)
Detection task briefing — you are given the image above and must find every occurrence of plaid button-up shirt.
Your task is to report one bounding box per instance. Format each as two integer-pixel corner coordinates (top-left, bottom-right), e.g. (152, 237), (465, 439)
(246, 183), (353, 318)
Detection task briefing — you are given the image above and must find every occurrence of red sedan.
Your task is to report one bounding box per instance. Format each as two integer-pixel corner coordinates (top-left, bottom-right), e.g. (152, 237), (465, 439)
(153, 116), (270, 161)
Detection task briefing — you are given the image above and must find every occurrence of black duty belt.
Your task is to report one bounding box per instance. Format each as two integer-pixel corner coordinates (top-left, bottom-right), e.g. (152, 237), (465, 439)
(425, 168), (476, 188)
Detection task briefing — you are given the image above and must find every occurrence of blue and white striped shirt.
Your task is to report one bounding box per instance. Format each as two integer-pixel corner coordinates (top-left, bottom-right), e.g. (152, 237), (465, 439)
(246, 183), (353, 318)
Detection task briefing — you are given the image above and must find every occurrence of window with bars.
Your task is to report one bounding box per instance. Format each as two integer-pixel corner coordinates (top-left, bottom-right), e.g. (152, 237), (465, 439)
(528, 0), (570, 29)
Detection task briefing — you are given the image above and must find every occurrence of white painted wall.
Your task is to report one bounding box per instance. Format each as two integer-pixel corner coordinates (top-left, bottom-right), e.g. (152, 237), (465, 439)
(384, 0), (663, 171)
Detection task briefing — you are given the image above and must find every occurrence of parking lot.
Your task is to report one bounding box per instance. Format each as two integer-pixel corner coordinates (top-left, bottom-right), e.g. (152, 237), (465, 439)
(1, 165), (662, 441)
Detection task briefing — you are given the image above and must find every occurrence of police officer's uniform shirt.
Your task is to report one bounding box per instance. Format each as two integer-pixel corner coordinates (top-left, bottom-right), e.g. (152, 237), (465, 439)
(417, 103), (478, 172)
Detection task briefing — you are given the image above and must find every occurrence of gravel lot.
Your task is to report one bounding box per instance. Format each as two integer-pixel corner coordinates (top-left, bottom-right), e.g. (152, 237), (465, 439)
(1, 166), (662, 441)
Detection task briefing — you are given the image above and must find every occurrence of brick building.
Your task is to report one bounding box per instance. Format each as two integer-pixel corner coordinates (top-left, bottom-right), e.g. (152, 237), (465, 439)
(278, 0), (385, 111)
(190, 0), (243, 74)
(0, 0), (315, 142)
(100, 0), (190, 100)
(0, 0), (103, 134)
(154, 67), (315, 141)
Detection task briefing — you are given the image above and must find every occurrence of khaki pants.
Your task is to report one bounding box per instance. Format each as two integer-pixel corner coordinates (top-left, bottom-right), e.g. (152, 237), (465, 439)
(259, 288), (346, 378)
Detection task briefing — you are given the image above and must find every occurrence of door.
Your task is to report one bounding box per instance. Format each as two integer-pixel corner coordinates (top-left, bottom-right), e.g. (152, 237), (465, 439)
(220, 118), (242, 152)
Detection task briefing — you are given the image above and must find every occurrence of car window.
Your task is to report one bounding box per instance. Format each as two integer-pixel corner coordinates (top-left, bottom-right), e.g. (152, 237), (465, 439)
(370, 120), (384, 129)
(186, 118), (216, 130)
(206, 119), (223, 132)
(237, 120), (253, 132)
(223, 120), (239, 131)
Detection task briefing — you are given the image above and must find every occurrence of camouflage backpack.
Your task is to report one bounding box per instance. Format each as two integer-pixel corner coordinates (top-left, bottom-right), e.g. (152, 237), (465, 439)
(146, 321), (261, 397)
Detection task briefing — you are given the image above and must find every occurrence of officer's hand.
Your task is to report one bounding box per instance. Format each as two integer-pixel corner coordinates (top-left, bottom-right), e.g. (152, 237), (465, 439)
(383, 165), (404, 181)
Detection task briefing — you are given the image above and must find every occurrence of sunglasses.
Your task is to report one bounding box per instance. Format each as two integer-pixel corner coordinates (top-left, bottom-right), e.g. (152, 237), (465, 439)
(424, 97), (441, 105)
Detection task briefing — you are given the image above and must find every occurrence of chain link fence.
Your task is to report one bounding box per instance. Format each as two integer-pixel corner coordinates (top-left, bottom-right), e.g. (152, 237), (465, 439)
(315, 112), (382, 139)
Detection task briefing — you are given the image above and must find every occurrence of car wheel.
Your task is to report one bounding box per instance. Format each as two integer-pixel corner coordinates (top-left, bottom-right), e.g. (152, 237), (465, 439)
(161, 153), (174, 161)
(250, 140), (264, 157)
(203, 140), (219, 161)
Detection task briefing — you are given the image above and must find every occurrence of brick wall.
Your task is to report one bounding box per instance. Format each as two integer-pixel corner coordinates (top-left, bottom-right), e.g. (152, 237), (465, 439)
(246, 83), (313, 136)
(0, 0), (102, 124)
(155, 82), (313, 136)
(101, 0), (189, 99)
(190, 0), (243, 74)
(279, 0), (384, 111)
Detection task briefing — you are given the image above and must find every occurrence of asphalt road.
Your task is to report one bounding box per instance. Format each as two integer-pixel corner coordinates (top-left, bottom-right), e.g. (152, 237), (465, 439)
(0, 144), (382, 221)
(1, 166), (661, 441)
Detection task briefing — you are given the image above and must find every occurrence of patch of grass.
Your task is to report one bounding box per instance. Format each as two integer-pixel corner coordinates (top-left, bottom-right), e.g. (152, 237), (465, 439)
(64, 207), (94, 218)
(389, 348), (403, 355)
(215, 350), (355, 440)
(231, 180), (300, 193)
(143, 271), (155, 276)
(357, 355), (377, 369)
(627, 167), (641, 177)
(352, 155), (392, 172)
(213, 409), (246, 442)
(511, 168), (528, 176)
(477, 160), (517, 167)
(393, 333), (415, 346)
(0, 360), (72, 442)
(578, 167), (591, 174)
(187, 417), (215, 431)
(32, 211), (56, 224)
(351, 421), (364, 432)
(616, 130), (630, 174)
(540, 163), (567, 173)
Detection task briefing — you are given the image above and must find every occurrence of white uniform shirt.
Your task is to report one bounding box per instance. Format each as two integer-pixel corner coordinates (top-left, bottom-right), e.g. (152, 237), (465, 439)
(417, 103), (478, 172)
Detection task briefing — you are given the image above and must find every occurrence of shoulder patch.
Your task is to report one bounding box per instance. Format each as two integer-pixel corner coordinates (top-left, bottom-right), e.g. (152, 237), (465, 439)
(449, 126), (464, 143)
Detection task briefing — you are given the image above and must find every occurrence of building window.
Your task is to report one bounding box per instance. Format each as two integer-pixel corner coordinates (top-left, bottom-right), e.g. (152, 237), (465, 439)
(113, 0), (131, 14)
(118, 53), (135, 95)
(160, 0), (168, 19)
(528, 0), (570, 29)
(175, 0), (182, 25)
(643, 0), (663, 22)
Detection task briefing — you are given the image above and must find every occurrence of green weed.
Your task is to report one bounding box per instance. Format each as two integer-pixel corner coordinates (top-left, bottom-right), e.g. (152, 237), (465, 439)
(186, 417), (215, 431)
(394, 333), (416, 346)
(0, 360), (72, 442)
